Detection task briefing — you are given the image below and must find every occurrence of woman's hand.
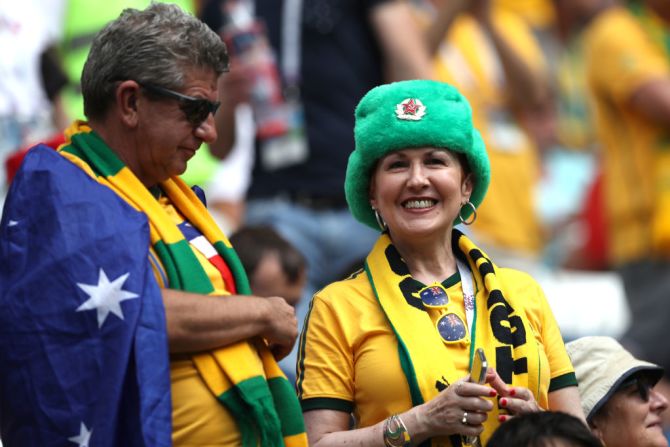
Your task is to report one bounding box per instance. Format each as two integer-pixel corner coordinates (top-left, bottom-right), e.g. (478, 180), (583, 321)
(487, 368), (543, 421)
(410, 376), (496, 439)
(497, 386), (543, 419)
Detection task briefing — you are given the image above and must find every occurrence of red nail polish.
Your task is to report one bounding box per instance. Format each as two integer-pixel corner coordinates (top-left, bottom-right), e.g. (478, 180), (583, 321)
(509, 388), (516, 397)
(498, 415), (507, 422)
(489, 389), (497, 397)
(500, 398), (507, 407)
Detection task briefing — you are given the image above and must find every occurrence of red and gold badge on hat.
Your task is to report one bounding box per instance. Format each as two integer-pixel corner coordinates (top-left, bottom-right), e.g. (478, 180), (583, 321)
(395, 98), (426, 121)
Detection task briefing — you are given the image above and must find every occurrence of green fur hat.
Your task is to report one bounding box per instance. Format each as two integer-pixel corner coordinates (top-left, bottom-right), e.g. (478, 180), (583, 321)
(344, 79), (491, 231)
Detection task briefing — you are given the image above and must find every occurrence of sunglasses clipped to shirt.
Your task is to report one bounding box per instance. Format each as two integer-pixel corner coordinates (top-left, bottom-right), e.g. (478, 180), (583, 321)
(419, 283), (469, 344)
(138, 82), (220, 127)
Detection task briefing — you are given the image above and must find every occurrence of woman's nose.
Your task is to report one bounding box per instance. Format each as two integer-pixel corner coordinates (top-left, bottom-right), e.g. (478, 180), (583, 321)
(407, 163), (428, 188)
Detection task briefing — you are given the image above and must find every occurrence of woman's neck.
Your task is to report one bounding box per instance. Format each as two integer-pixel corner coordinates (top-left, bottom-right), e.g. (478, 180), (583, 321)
(391, 231), (458, 284)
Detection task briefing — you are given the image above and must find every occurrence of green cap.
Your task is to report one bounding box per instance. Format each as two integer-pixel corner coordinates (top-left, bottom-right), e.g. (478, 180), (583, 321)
(345, 79), (490, 231)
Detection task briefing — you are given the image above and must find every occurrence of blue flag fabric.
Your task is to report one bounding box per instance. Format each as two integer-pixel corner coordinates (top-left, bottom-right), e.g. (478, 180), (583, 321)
(0, 146), (172, 446)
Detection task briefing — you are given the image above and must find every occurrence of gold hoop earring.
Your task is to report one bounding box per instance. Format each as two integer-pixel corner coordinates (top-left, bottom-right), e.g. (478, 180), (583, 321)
(373, 208), (388, 231)
(458, 201), (477, 225)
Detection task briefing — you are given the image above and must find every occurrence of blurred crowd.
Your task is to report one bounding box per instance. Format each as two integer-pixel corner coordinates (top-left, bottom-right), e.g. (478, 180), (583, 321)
(2, 0), (670, 443)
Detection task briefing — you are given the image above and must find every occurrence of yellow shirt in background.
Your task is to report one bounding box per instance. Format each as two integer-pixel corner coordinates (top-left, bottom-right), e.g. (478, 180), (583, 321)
(432, 11), (546, 256)
(583, 6), (670, 264)
(494, 0), (555, 30)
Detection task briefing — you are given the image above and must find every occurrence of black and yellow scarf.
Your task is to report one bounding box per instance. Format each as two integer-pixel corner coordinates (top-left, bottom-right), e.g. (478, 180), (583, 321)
(365, 229), (546, 446)
(58, 122), (307, 447)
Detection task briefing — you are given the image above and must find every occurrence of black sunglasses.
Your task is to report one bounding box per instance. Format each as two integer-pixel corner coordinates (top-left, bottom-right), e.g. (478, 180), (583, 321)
(137, 82), (220, 127)
(618, 374), (655, 402)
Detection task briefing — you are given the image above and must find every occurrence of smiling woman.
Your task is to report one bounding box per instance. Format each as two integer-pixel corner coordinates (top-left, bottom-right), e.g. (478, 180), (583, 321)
(296, 80), (585, 447)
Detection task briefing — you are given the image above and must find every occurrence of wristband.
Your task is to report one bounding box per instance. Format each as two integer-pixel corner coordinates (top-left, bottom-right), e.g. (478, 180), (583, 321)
(383, 414), (411, 447)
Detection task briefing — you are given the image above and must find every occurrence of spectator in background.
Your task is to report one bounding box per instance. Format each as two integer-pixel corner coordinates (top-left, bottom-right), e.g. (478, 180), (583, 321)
(199, 104), (255, 235)
(207, 0), (434, 378)
(567, 336), (668, 447)
(494, 0), (556, 37)
(230, 225), (307, 308)
(487, 411), (602, 447)
(413, 0), (550, 272)
(0, 0), (68, 205)
(559, 0), (670, 383)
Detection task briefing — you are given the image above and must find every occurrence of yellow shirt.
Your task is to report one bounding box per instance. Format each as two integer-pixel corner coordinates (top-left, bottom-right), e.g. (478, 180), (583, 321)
(583, 6), (670, 264)
(153, 196), (242, 446)
(296, 267), (575, 434)
(494, 0), (555, 30)
(432, 11), (546, 255)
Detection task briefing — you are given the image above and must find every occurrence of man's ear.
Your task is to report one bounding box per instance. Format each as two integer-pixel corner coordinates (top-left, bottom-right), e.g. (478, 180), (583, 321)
(116, 80), (141, 128)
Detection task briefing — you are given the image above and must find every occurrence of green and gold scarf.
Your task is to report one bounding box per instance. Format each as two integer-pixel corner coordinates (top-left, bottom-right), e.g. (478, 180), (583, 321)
(365, 230), (545, 446)
(58, 121), (307, 447)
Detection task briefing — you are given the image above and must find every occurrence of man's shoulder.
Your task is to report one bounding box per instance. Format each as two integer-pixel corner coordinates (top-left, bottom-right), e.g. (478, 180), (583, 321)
(3, 145), (147, 240)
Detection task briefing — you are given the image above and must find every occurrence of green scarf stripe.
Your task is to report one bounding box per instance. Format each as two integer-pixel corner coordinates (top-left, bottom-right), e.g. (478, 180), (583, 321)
(69, 131), (125, 177)
(268, 377), (307, 436)
(367, 259), (430, 447)
(153, 241), (180, 289)
(236, 376), (283, 447)
(213, 241), (251, 295)
(59, 142), (93, 173)
(469, 304), (478, 369)
(535, 338), (543, 397)
(164, 239), (214, 294)
(218, 389), (259, 447)
(364, 263), (424, 408)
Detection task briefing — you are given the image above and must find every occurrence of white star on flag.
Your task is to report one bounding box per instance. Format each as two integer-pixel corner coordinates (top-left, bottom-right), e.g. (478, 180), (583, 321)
(68, 422), (92, 447)
(76, 269), (139, 328)
(8, 220), (19, 227)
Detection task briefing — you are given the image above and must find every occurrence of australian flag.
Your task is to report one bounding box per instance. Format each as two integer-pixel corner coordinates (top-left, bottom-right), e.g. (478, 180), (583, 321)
(0, 147), (172, 446)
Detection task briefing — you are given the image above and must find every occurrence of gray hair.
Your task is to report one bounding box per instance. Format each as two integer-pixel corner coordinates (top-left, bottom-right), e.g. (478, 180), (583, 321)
(81, 2), (229, 120)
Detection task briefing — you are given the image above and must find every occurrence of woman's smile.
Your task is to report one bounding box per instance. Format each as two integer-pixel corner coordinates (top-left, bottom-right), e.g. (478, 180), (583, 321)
(370, 147), (472, 240)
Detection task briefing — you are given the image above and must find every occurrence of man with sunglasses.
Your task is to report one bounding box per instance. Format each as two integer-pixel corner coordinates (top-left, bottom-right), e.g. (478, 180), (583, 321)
(568, 336), (669, 447)
(0, 3), (306, 446)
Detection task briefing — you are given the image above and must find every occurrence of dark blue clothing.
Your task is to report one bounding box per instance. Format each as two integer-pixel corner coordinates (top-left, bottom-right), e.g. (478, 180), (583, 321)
(0, 146), (171, 446)
(249, 0), (389, 202)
